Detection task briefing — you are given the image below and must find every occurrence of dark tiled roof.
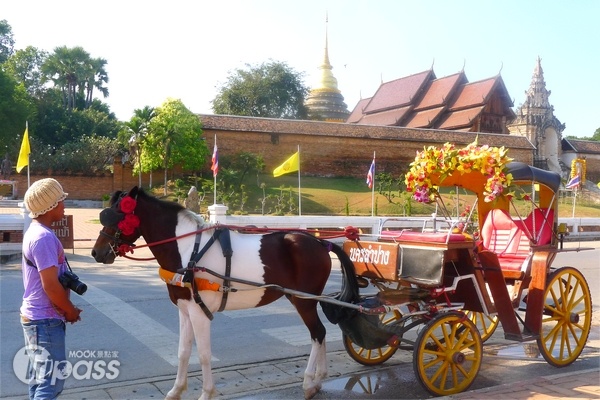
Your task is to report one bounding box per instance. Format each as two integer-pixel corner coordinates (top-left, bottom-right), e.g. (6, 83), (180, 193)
(363, 70), (433, 113)
(346, 97), (371, 123)
(405, 106), (445, 128)
(562, 138), (600, 154)
(347, 69), (515, 131)
(199, 114), (534, 149)
(357, 106), (411, 125)
(448, 78), (496, 110)
(438, 106), (485, 130)
(414, 72), (465, 110)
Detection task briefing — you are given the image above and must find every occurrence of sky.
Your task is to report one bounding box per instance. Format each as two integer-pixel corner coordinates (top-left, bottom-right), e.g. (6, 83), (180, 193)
(4, 0), (599, 138)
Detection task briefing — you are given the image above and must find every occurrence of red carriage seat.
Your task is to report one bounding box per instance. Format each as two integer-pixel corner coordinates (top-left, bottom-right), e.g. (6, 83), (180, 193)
(480, 209), (531, 277)
(520, 208), (554, 246)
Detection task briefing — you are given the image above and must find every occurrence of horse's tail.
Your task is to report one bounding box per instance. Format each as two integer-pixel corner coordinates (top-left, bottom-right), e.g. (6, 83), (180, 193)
(320, 241), (360, 324)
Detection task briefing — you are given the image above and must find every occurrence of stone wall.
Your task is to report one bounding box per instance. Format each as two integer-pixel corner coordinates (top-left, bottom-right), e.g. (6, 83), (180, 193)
(7, 159), (149, 200)
(5, 115), (537, 200)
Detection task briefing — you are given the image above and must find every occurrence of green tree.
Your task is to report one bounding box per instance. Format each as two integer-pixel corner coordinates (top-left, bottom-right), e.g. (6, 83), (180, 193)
(120, 106), (156, 187)
(3, 46), (48, 96)
(212, 60), (309, 119)
(0, 19), (15, 63)
(41, 46), (109, 111)
(145, 99), (207, 195)
(83, 57), (109, 108)
(0, 69), (35, 154)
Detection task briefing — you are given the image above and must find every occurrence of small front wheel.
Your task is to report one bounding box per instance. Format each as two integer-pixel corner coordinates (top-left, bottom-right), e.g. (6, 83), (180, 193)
(413, 311), (482, 396)
(343, 309), (401, 365)
(537, 267), (592, 367)
(465, 311), (499, 343)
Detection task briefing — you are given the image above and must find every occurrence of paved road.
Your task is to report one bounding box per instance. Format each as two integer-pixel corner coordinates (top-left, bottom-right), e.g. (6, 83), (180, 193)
(1, 207), (599, 399)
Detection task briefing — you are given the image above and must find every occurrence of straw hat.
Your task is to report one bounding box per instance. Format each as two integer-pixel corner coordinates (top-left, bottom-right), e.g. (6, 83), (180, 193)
(24, 178), (68, 218)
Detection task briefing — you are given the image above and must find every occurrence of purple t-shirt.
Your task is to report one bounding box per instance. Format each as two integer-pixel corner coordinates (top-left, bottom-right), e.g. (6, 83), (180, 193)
(20, 222), (68, 321)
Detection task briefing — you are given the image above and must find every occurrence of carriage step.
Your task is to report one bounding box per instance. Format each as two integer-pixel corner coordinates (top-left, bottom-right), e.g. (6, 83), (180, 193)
(504, 332), (539, 342)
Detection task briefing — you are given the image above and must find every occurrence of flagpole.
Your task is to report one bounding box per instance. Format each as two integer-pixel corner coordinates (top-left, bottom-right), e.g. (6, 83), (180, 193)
(213, 135), (217, 204)
(572, 188), (576, 218)
(371, 151), (375, 217)
(297, 145), (301, 216)
(26, 121), (30, 188)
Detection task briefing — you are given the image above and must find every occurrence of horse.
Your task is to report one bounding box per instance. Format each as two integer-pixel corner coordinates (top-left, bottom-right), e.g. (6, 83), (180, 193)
(91, 187), (359, 400)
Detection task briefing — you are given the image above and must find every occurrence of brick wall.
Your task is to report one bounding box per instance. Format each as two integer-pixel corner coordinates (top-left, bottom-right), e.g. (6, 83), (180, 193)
(6, 117), (536, 200)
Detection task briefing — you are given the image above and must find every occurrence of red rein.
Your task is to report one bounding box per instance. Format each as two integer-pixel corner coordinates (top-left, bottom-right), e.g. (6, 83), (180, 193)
(116, 225), (362, 261)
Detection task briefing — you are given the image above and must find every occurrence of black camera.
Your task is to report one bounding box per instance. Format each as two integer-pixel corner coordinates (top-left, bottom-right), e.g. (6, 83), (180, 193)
(59, 270), (87, 295)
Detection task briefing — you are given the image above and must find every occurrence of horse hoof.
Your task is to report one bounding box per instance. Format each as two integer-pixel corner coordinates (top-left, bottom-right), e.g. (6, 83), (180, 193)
(304, 384), (322, 399)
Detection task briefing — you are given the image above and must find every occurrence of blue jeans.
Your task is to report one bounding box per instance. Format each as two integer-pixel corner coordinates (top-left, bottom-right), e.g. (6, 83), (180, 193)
(21, 318), (67, 400)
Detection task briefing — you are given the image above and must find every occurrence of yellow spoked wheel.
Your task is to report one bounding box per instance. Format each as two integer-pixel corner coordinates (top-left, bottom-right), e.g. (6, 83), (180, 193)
(413, 311), (482, 396)
(537, 267), (592, 367)
(465, 311), (499, 343)
(343, 310), (401, 366)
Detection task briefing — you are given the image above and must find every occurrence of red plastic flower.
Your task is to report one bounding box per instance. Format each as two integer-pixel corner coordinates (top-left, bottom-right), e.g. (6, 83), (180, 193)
(120, 196), (137, 214)
(117, 213), (140, 236)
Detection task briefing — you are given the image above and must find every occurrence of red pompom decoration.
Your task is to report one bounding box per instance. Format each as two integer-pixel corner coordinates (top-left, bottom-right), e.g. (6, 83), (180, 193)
(117, 213), (140, 236)
(120, 197), (137, 214)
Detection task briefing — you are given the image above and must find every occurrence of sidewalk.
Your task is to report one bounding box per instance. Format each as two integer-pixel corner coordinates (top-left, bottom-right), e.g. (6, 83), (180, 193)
(445, 368), (600, 399)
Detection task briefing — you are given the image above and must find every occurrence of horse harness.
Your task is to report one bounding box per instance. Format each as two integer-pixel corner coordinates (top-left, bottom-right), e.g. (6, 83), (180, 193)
(177, 225), (234, 320)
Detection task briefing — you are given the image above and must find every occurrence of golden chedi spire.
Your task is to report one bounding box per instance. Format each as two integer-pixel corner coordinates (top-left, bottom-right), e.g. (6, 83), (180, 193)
(305, 14), (350, 122)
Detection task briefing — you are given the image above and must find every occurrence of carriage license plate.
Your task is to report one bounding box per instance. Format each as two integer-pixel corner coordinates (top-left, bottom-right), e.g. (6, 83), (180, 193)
(343, 241), (399, 281)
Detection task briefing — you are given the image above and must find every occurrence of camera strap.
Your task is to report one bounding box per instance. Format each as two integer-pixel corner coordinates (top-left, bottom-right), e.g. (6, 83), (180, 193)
(24, 256), (74, 273)
(24, 256), (37, 269)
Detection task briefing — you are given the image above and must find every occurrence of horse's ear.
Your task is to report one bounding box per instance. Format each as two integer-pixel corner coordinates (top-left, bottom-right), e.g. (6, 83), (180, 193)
(128, 186), (140, 198)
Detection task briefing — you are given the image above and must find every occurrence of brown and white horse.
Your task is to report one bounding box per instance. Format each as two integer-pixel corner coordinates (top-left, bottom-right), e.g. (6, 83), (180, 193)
(91, 187), (359, 399)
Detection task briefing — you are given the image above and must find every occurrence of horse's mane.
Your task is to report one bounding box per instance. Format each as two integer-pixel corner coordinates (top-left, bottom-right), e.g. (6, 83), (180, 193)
(136, 188), (206, 227)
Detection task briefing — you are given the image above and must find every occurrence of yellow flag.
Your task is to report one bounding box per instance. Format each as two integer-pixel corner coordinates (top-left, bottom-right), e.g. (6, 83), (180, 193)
(273, 151), (299, 177)
(16, 125), (30, 173)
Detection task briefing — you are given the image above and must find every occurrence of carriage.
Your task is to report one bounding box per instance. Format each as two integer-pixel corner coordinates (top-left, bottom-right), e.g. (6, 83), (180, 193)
(92, 141), (593, 399)
(331, 144), (593, 395)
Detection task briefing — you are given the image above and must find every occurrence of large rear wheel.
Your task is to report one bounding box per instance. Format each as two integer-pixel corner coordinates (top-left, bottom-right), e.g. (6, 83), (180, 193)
(537, 267), (592, 367)
(413, 311), (482, 396)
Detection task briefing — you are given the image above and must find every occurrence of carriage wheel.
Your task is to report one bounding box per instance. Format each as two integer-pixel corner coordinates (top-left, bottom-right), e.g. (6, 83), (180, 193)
(413, 311), (482, 396)
(343, 310), (401, 366)
(465, 311), (499, 343)
(537, 267), (592, 367)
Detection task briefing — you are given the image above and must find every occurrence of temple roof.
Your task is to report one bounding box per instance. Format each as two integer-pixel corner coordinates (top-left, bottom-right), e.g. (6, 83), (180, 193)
(348, 68), (515, 132)
(562, 138), (600, 154)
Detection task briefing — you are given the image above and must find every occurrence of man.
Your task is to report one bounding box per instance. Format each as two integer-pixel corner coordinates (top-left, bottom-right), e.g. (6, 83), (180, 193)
(20, 178), (82, 399)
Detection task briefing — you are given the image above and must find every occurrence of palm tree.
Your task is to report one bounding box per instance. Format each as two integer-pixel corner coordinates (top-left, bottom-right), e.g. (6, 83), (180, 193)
(84, 57), (109, 108)
(125, 106), (155, 187)
(42, 46), (104, 110)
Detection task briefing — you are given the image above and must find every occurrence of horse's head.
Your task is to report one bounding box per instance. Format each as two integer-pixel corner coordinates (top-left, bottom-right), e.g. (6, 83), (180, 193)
(92, 187), (143, 264)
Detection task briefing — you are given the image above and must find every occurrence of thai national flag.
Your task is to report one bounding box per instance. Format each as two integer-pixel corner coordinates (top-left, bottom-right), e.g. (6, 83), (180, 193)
(366, 159), (375, 189)
(566, 174), (580, 189)
(211, 143), (218, 177)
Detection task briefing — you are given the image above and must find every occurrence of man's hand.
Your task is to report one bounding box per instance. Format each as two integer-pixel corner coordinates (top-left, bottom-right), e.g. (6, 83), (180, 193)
(65, 307), (82, 324)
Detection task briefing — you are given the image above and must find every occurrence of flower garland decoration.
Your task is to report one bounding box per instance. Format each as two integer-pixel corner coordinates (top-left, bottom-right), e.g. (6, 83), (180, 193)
(117, 197), (140, 235)
(404, 140), (513, 203)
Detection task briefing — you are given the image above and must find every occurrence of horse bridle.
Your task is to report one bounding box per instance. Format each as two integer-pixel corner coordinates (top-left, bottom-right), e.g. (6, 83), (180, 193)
(99, 192), (140, 257)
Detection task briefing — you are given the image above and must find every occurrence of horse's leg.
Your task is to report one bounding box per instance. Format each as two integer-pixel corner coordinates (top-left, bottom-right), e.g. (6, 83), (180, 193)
(187, 301), (216, 400)
(166, 304), (193, 400)
(292, 298), (327, 399)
